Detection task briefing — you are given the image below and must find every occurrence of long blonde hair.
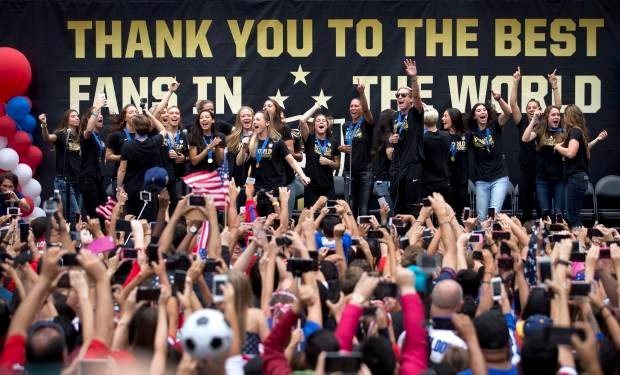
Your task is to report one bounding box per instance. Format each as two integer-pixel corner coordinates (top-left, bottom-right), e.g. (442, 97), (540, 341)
(534, 105), (565, 152)
(248, 111), (281, 157)
(227, 106), (254, 153)
(563, 104), (590, 159)
(227, 270), (253, 345)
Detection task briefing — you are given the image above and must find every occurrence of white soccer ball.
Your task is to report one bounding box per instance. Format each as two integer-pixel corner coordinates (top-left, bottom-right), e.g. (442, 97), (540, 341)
(181, 309), (232, 359)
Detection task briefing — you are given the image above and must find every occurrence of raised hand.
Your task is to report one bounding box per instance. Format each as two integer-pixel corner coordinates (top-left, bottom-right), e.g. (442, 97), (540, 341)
(356, 78), (365, 94)
(169, 78), (180, 93)
(512, 66), (521, 81)
(403, 59), (418, 78)
(491, 89), (502, 101)
(38, 113), (47, 124)
(547, 68), (558, 87)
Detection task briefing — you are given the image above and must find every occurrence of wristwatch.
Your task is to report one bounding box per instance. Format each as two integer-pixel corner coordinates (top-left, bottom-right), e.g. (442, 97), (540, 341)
(351, 293), (365, 305)
(189, 225), (198, 234)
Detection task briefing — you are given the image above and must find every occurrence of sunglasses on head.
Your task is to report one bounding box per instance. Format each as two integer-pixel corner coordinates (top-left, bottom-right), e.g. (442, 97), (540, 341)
(395, 92), (410, 98)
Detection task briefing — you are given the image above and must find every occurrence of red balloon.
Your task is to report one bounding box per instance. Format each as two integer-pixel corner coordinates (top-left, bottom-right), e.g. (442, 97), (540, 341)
(8, 130), (31, 155)
(0, 115), (16, 138)
(0, 48), (32, 103)
(21, 145), (42, 169)
(22, 196), (34, 217)
(0, 103), (5, 116)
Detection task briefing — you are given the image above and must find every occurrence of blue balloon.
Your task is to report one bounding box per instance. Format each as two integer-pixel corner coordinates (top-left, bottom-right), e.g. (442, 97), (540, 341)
(18, 114), (35, 133)
(6, 96), (31, 121)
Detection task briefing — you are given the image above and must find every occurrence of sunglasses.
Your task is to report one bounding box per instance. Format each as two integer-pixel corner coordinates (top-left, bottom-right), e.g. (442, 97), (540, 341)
(395, 92), (410, 98)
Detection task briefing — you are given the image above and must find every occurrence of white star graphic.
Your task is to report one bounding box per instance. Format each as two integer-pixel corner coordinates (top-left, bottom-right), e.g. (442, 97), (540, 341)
(290, 64), (310, 85)
(269, 89), (289, 109)
(312, 89), (332, 109)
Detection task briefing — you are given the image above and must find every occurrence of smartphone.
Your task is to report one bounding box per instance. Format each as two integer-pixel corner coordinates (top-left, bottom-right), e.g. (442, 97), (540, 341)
(390, 218), (406, 227)
(286, 258), (316, 276)
(538, 256), (552, 282)
(275, 236), (292, 247)
(13, 250), (32, 266)
(189, 195), (205, 206)
(76, 358), (112, 375)
(599, 248), (610, 259)
(326, 200), (338, 208)
(544, 326), (585, 345)
(570, 281), (591, 297)
(19, 222), (29, 243)
(308, 250), (319, 263)
(121, 248), (138, 260)
(472, 251), (483, 261)
(174, 270), (187, 293)
(374, 282), (398, 299)
(139, 98), (148, 109)
(212, 274), (228, 302)
(399, 236), (410, 249)
(204, 258), (220, 272)
(500, 242), (511, 256)
(43, 198), (57, 214)
(366, 229), (383, 239)
(570, 252), (585, 262)
(463, 207), (471, 221)
(492, 231), (510, 241)
(7, 207), (20, 217)
(421, 198), (431, 207)
(587, 228), (603, 238)
(357, 215), (373, 225)
(57, 273), (71, 288)
(548, 224), (564, 232)
(498, 257), (514, 270)
(60, 253), (79, 267)
(115, 220), (132, 233)
(147, 243), (159, 264)
(136, 286), (160, 301)
(139, 191), (152, 202)
(351, 237), (360, 246)
(555, 213), (564, 223)
(550, 233), (571, 243)
(492, 222), (502, 231)
(469, 234), (483, 243)
(245, 176), (255, 185)
(487, 207), (496, 219)
(572, 241), (580, 253)
(491, 277), (503, 301)
(377, 196), (387, 207)
(324, 352), (362, 374)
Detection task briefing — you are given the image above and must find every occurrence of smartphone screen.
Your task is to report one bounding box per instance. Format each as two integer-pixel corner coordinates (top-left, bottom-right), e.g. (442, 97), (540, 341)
(189, 195), (205, 206)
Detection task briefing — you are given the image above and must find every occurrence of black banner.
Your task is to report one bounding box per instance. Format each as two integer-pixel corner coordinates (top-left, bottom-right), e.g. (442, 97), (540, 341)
(1, 0), (619, 197)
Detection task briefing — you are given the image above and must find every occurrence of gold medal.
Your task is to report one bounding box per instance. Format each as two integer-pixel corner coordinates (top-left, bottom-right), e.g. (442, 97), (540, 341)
(208, 158), (213, 163)
(256, 163), (260, 169)
(451, 156), (455, 162)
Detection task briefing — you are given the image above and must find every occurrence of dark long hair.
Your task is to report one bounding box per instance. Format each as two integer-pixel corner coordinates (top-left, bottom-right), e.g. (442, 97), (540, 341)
(188, 109), (215, 151)
(370, 109), (394, 161)
(534, 105), (565, 152)
(57, 109), (78, 132)
(445, 108), (466, 136)
(563, 104), (591, 159)
(113, 104), (137, 131)
(467, 102), (498, 131)
(265, 99), (284, 132)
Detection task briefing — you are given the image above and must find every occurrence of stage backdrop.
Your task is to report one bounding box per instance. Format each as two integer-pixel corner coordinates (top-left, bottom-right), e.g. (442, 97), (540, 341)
(1, 0), (619, 200)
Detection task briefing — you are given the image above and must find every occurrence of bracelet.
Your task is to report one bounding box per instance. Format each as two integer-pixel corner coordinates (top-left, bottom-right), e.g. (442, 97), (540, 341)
(41, 123), (47, 128)
(271, 201), (279, 207)
(481, 280), (490, 284)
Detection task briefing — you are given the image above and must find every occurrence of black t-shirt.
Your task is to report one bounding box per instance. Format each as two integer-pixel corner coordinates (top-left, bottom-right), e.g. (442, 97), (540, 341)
(121, 134), (165, 196)
(108, 129), (135, 175)
(164, 130), (189, 180)
(517, 117), (538, 169)
(188, 131), (226, 173)
(215, 120), (233, 137)
(304, 134), (337, 188)
(564, 128), (589, 177)
(53, 129), (81, 183)
(390, 108), (424, 180)
(372, 138), (391, 181)
(422, 130), (451, 186)
(227, 134), (252, 187)
(340, 118), (373, 173)
(536, 133), (564, 180)
(448, 132), (470, 186)
(79, 131), (104, 180)
(470, 119), (508, 182)
(250, 138), (289, 191)
(279, 126), (296, 185)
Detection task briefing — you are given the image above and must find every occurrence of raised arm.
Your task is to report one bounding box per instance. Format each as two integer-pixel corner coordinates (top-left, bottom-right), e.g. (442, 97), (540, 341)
(38, 113), (57, 143)
(404, 59), (424, 113)
(299, 102), (321, 141)
(492, 90), (512, 126)
(153, 78), (179, 120)
(356, 79), (374, 124)
(548, 68), (561, 106)
(84, 97), (106, 139)
(510, 67), (523, 124)
(588, 130), (607, 152)
(521, 111), (540, 143)
(78, 250), (114, 346)
(144, 108), (167, 136)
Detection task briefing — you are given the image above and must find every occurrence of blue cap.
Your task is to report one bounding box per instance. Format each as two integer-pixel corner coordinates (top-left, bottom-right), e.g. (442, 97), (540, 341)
(144, 167), (169, 193)
(524, 314), (552, 336)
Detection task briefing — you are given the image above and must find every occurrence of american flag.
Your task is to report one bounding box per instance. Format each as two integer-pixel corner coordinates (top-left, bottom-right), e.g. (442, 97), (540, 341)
(182, 170), (228, 210)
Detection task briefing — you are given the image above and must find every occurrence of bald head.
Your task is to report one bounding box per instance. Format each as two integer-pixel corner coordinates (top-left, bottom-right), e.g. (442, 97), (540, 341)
(432, 280), (463, 311)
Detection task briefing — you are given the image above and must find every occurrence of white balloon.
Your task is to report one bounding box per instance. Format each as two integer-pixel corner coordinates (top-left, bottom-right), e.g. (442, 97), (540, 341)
(0, 136), (7, 148)
(34, 196), (41, 207)
(0, 148), (19, 171)
(13, 163), (32, 185)
(26, 207), (46, 219)
(22, 178), (42, 198)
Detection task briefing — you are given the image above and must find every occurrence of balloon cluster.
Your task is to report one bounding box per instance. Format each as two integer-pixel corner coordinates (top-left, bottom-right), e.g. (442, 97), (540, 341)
(0, 47), (45, 219)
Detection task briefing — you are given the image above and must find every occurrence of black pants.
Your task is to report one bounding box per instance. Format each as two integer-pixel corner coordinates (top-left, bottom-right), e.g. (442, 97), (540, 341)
(391, 166), (422, 215)
(126, 193), (158, 223)
(421, 183), (451, 201)
(304, 184), (336, 208)
(448, 180), (469, 220)
(345, 170), (373, 216)
(520, 167), (538, 221)
(79, 177), (105, 219)
(565, 172), (589, 228)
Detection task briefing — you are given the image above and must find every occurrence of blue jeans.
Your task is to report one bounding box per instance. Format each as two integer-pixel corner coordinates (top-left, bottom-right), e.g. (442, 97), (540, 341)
(475, 176), (509, 220)
(53, 176), (81, 222)
(565, 172), (589, 228)
(536, 177), (565, 216)
(287, 177), (304, 213)
(373, 180), (393, 216)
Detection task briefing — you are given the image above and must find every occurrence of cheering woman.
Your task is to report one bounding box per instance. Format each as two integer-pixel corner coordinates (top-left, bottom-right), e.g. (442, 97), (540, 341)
(39, 109), (82, 221)
(228, 106), (255, 185)
(238, 111), (310, 193)
(299, 103), (340, 205)
(442, 108), (470, 218)
(188, 109), (225, 173)
(80, 97), (107, 218)
(106, 104), (138, 192)
(469, 91), (512, 220)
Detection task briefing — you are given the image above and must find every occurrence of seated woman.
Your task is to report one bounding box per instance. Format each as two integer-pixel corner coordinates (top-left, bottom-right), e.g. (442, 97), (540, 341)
(0, 172), (31, 217)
